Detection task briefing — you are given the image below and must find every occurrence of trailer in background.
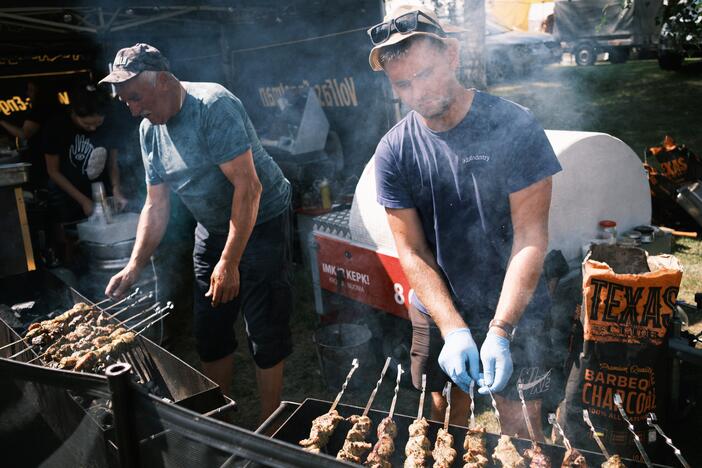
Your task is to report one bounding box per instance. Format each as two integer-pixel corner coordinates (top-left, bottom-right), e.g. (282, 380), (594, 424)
(554, 0), (663, 65)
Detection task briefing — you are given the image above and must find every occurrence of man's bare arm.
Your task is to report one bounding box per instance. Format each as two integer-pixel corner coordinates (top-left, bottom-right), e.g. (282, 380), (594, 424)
(218, 149), (262, 267)
(129, 182), (171, 269)
(386, 207), (467, 336)
(205, 148), (262, 306)
(105, 182), (170, 297)
(492, 177), (552, 334)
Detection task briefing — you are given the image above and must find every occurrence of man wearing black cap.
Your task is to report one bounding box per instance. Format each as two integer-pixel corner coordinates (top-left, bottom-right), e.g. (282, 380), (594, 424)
(102, 43), (293, 422)
(368, 5), (562, 438)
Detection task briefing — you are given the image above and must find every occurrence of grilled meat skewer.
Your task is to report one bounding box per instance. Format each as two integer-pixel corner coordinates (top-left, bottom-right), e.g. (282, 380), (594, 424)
(337, 414), (373, 463)
(600, 455), (625, 468)
(299, 359), (359, 454)
(432, 382), (456, 468)
(337, 357), (391, 464)
(493, 435), (526, 468)
(404, 417), (432, 468)
(299, 410), (344, 454)
(405, 374), (431, 468)
(524, 443), (551, 468)
(432, 428), (457, 468)
(561, 448), (587, 468)
(462, 426), (489, 468)
(25, 303), (94, 343)
(365, 417), (397, 468)
(366, 365), (402, 468)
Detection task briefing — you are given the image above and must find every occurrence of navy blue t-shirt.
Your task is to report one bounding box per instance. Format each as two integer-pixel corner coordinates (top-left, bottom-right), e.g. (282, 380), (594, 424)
(374, 90), (562, 325)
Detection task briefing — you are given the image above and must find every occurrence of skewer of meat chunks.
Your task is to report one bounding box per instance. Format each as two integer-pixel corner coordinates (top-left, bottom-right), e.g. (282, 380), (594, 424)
(336, 357), (391, 464)
(581, 410), (623, 468)
(57, 306), (171, 371)
(299, 358), (359, 453)
(14, 290), (146, 352)
(26, 302), (162, 365)
(463, 381), (489, 468)
(613, 394), (652, 468)
(488, 388), (525, 468)
(548, 413), (587, 468)
(432, 381), (457, 468)
(517, 382), (551, 468)
(404, 374), (432, 468)
(646, 413), (689, 468)
(365, 364), (403, 468)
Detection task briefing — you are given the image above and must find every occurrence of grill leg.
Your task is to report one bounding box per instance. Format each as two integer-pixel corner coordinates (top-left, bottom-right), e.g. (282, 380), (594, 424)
(107, 362), (141, 468)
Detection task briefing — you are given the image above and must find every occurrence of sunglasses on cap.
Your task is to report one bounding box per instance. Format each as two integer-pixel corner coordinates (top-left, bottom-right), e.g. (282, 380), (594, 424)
(367, 10), (447, 46)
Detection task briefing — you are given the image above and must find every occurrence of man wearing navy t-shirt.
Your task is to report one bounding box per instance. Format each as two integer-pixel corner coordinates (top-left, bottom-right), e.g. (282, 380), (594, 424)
(368, 5), (562, 437)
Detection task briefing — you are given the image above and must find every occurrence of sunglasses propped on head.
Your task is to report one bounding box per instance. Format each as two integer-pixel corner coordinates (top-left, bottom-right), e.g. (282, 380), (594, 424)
(367, 10), (447, 46)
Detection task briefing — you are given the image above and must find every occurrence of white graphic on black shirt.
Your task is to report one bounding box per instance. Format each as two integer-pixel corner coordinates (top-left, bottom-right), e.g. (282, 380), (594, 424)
(69, 134), (107, 180)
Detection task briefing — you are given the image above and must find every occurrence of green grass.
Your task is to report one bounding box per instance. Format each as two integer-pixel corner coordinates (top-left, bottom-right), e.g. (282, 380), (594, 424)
(490, 59), (702, 303)
(490, 59), (702, 158)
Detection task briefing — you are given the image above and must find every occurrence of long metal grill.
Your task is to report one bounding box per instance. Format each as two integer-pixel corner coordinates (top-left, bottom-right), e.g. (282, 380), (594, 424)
(2, 288), (173, 399)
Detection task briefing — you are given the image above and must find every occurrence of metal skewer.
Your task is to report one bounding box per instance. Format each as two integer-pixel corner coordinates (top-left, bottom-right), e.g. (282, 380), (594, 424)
(548, 413), (572, 451)
(115, 302), (161, 327)
(134, 311), (172, 337)
(582, 409), (610, 459)
(362, 357), (391, 417)
(102, 288), (141, 312)
(330, 358), (359, 413)
(388, 364), (403, 419)
(0, 337), (26, 352)
(127, 302), (172, 332)
(487, 388), (502, 435)
(417, 373), (427, 420)
(442, 381), (452, 431)
(469, 380), (476, 429)
(8, 346), (33, 359)
(104, 291), (154, 321)
(94, 297), (112, 307)
(517, 382), (537, 443)
(647, 412), (689, 468)
(613, 394), (652, 467)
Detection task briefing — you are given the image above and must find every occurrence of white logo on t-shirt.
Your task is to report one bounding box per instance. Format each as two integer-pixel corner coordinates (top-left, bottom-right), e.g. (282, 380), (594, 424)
(462, 154), (490, 164)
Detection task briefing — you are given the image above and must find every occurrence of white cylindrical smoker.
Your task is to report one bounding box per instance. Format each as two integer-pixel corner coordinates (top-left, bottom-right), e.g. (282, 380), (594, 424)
(349, 130), (652, 262)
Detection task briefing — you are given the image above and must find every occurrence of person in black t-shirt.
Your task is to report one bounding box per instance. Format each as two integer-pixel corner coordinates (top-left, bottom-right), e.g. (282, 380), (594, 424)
(43, 83), (127, 262)
(0, 81), (60, 189)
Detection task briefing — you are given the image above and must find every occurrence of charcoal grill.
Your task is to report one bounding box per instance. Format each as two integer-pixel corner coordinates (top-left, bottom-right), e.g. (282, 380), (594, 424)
(269, 398), (672, 467)
(0, 289), (234, 468)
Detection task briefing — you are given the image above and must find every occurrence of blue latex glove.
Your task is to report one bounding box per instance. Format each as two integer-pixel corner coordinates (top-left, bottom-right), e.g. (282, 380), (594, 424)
(437, 328), (480, 392)
(478, 330), (514, 394)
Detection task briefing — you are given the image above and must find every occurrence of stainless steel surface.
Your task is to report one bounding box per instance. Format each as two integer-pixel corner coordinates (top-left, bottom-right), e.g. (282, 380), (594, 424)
(81, 239), (135, 261)
(0, 162), (31, 187)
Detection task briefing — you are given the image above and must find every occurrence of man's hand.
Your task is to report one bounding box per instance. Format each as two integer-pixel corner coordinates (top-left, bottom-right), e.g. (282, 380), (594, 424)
(112, 187), (128, 213)
(478, 330), (514, 394)
(81, 199), (94, 217)
(205, 259), (240, 307)
(105, 264), (141, 298)
(438, 328), (480, 392)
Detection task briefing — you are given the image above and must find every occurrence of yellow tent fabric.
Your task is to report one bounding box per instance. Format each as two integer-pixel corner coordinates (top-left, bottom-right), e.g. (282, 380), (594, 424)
(487, 0), (549, 31)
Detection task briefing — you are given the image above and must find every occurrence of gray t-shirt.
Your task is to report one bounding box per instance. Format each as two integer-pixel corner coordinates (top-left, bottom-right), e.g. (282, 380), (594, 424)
(140, 81), (291, 235)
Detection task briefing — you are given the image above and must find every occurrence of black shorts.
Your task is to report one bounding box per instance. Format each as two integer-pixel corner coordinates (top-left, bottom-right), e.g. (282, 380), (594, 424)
(192, 210), (293, 368)
(409, 306), (555, 401)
